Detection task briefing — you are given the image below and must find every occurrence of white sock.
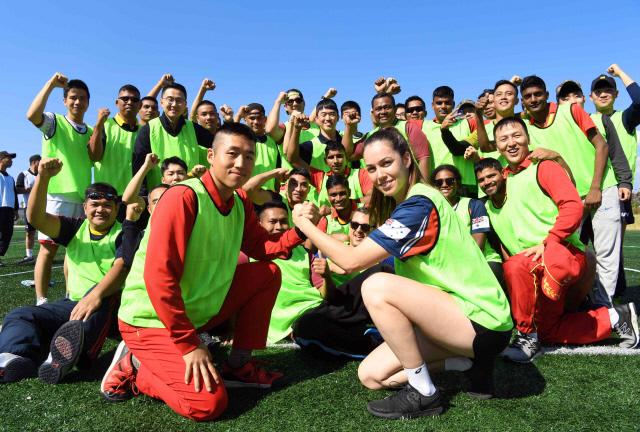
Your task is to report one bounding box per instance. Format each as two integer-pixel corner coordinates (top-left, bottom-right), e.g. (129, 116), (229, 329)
(26, 249), (33, 258)
(444, 357), (473, 372)
(404, 363), (436, 396)
(608, 307), (620, 328)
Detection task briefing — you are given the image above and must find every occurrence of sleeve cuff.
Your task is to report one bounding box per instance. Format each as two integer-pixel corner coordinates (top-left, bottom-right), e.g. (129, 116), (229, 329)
(171, 332), (202, 356)
(294, 226), (307, 241)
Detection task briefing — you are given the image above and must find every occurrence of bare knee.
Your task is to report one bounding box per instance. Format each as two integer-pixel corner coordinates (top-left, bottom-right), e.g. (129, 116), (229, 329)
(361, 273), (392, 309)
(357, 362), (386, 390)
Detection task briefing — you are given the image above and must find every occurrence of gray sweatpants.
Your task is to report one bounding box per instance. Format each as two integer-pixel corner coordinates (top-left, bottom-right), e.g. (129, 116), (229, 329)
(582, 186), (621, 307)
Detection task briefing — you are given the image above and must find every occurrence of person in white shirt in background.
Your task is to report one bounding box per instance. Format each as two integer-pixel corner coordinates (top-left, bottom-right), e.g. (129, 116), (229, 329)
(15, 155), (41, 264)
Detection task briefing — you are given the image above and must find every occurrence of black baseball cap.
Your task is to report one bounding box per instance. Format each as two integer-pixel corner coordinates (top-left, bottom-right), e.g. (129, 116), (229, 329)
(29, 154), (41, 163)
(591, 75), (617, 92)
(556, 80), (583, 100)
(0, 151), (16, 159)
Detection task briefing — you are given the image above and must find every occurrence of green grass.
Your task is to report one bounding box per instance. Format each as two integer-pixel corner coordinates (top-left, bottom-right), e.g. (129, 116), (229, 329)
(1, 229), (640, 431)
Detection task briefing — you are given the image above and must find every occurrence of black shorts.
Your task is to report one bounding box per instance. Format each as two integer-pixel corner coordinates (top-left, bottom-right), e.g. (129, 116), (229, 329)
(24, 212), (35, 233)
(621, 199), (635, 225)
(471, 320), (511, 360)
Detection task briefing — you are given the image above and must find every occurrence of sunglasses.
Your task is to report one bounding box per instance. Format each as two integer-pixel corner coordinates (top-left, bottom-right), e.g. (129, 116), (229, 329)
(350, 221), (371, 233)
(434, 178), (456, 187)
(286, 97), (304, 104)
(118, 96), (140, 103)
(405, 106), (425, 114)
(86, 192), (119, 202)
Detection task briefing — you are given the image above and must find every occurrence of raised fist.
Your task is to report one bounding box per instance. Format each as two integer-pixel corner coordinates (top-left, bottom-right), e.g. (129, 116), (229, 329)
(97, 108), (111, 124)
(160, 74), (175, 87)
(38, 158), (63, 178)
(202, 78), (216, 91)
(50, 72), (68, 88)
(324, 88), (338, 99)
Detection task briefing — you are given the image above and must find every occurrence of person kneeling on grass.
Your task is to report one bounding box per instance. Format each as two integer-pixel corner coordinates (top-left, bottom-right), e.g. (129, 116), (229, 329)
(0, 158), (143, 384)
(481, 117), (639, 363)
(291, 128), (513, 419)
(100, 123), (320, 422)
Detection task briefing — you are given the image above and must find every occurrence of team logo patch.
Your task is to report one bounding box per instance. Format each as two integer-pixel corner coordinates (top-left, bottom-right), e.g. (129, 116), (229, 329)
(378, 218), (411, 241)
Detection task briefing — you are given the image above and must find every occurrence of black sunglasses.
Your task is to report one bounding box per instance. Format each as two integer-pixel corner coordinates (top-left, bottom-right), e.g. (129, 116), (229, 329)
(86, 192), (119, 202)
(434, 178), (456, 187)
(286, 98), (304, 104)
(350, 221), (371, 233)
(405, 106), (425, 114)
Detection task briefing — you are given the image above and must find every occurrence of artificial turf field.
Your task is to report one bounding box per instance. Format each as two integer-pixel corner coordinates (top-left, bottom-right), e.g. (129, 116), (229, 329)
(0, 228), (639, 431)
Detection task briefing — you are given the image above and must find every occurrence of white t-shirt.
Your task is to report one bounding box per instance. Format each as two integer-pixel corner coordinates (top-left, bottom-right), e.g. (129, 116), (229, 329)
(0, 172), (17, 209)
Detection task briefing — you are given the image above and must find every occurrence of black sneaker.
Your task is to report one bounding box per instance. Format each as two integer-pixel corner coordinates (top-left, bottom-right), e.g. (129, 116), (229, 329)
(366, 384), (443, 419)
(38, 320), (84, 384)
(501, 331), (541, 363)
(18, 256), (35, 265)
(0, 353), (37, 383)
(614, 302), (639, 349)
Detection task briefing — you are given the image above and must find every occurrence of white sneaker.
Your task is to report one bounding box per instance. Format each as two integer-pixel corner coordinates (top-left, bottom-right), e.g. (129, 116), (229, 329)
(36, 297), (48, 306)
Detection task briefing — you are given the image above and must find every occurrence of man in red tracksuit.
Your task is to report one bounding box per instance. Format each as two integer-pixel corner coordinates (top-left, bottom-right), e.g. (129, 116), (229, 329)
(100, 123), (320, 421)
(478, 117), (638, 364)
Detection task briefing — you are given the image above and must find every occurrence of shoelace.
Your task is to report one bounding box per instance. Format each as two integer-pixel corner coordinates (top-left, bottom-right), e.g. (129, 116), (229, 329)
(108, 368), (136, 395)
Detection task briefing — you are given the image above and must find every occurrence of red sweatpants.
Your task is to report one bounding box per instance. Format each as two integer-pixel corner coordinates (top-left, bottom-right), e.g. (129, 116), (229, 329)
(119, 261), (281, 422)
(503, 251), (611, 344)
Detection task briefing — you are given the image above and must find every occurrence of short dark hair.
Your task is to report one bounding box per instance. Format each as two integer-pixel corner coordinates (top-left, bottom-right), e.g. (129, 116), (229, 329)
(520, 75), (546, 93)
(118, 84), (140, 97)
(64, 79), (90, 99)
(493, 79), (519, 96)
(316, 98), (339, 113)
(84, 183), (117, 201)
(395, 103), (405, 109)
(140, 96), (158, 106)
(474, 157), (503, 175)
(286, 88), (304, 99)
(29, 154), (41, 164)
(430, 164), (461, 185)
(258, 200), (288, 217)
(326, 173), (349, 191)
(324, 141), (346, 157)
(493, 116), (530, 138)
(161, 156), (188, 174)
(353, 206), (369, 216)
(478, 89), (494, 99)
(214, 122), (257, 145)
(289, 167), (311, 180)
(371, 92), (395, 108)
(196, 100), (216, 111)
(162, 83), (187, 99)
(246, 103), (265, 115)
(432, 86), (454, 100)
(341, 100), (361, 115)
(405, 95), (426, 108)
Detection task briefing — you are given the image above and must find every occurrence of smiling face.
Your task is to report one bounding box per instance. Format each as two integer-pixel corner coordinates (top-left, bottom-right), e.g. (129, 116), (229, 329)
(476, 166), (505, 198)
(349, 211), (370, 247)
(434, 168), (458, 202)
(559, 92), (585, 107)
(161, 88), (187, 122)
(64, 88), (89, 119)
(316, 107), (338, 134)
(590, 87), (618, 112)
(521, 86), (548, 116)
(287, 174), (310, 205)
(83, 198), (118, 231)
(245, 110), (267, 135)
(327, 184), (350, 212)
(364, 139), (411, 201)
(405, 100), (426, 121)
(196, 103), (219, 133)
(493, 84), (518, 117)
(208, 132), (256, 192)
(395, 105), (406, 121)
(494, 121), (530, 168)
(371, 96), (396, 127)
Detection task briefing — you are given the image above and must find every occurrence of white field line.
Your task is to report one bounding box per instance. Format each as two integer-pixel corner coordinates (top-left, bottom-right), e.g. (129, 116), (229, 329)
(543, 345), (640, 356)
(0, 265), (62, 278)
(625, 268), (640, 273)
(624, 245), (640, 248)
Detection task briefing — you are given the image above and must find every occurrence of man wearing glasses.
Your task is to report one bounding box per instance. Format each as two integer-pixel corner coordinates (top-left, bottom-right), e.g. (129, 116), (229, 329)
(404, 95), (427, 121)
(90, 85), (142, 196)
(132, 83), (214, 191)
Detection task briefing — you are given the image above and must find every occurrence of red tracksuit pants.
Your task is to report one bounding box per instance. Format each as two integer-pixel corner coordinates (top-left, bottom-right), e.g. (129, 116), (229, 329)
(119, 262), (281, 422)
(503, 252), (611, 344)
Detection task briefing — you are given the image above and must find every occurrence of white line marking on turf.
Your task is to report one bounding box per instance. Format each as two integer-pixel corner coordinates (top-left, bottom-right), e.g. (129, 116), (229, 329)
(0, 265), (62, 278)
(624, 245), (640, 248)
(625, 268), (640, 273)
(543, 346), (640, 356)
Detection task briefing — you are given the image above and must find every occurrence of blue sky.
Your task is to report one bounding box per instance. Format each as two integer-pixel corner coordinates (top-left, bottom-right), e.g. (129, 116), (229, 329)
(2, 0), (639, 190)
